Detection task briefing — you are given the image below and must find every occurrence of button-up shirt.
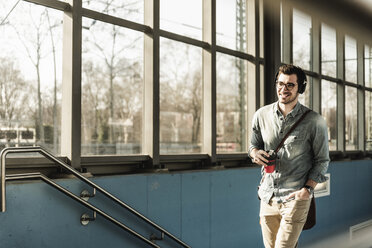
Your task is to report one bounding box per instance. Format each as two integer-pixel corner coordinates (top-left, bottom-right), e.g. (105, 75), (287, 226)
(249, 102), (330, 204)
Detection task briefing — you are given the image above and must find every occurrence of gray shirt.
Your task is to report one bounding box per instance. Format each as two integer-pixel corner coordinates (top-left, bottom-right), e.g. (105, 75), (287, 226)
(249, 102), (330, 203)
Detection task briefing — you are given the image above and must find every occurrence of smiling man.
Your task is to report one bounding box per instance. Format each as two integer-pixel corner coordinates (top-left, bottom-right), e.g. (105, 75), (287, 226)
(249, 64), (330, 248)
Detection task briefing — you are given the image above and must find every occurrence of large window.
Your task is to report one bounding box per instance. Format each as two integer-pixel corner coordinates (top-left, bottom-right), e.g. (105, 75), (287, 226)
(1, 0), (262, 167)
(2, 0), (372, 171)
(0, 1), (62, 154)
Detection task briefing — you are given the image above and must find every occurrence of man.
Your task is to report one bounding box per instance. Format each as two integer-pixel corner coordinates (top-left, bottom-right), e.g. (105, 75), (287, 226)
(249, 64), (330, 248)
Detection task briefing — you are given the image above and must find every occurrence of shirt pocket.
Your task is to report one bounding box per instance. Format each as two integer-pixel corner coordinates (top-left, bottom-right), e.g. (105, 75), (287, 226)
(283, 130), (306, 145)
(283, 130), (307, 158)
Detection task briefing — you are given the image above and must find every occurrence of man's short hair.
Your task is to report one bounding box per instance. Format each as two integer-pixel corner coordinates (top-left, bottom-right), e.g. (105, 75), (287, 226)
(275, 64), (307, 94)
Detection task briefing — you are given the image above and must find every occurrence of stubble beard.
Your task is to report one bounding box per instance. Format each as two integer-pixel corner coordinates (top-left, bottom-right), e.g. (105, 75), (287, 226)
(278, 91), (299, 105)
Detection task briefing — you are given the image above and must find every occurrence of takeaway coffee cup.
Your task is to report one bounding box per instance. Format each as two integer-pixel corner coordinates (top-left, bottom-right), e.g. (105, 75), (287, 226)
(264, 150), (277, 173)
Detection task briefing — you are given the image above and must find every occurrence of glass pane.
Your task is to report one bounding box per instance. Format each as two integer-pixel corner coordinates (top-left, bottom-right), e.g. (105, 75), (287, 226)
(260, 64), (264, 107)
(83, 0), (143, 24)
(216, 53), (247, 153)
(298, 77), (311, 108)
(0, 2), (62, 154)
(321, 80), (337, 150)
(345, 86), (357, 150)
(259, 0), (264, 58)
(160, 0), (202, 40)
(280, 2), (283, 62)
(216, 0), (247, 53)
(160, 38), (202, 154)
(366, 91), (372, 150)
(365, 45), (372, 88)
(82, 18), (143, 155)
(293, 9), (311, 70)
(321, 24), (337, 77)
(345, 35), (357, 83)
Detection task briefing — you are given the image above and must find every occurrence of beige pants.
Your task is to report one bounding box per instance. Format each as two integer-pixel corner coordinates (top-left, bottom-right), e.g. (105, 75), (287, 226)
(260, 198), (311, 248)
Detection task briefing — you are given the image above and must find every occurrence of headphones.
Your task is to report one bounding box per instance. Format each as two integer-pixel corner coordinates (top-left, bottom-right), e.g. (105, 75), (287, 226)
(274, 69), (307, 94)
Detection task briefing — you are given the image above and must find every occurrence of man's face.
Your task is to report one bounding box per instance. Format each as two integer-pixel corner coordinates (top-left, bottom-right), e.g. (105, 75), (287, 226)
(276, 73), (299, 105)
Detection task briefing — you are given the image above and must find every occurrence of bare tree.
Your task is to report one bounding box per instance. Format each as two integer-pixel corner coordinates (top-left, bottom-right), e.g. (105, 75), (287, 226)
(10, 7), (50, 144)
(160, 39), (202, 148)
(84, 0), (142, 145)
(45, 9), (61, 153)
(0, 57), (30, 145)
(82, 61), (108, 146)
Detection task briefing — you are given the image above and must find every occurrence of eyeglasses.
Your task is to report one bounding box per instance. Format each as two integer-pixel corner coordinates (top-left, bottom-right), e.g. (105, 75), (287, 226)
(276, 81), (297, 91)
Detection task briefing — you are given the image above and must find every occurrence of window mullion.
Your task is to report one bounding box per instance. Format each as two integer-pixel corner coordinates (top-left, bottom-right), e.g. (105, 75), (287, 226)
(336, 31), (345, 151)
(311, 18), (321, 113)
(61, 0), (82, 168)
(143, 0), (160, 166)
(357, 42), (365, 151)
(281, 0), (292, 64)
(202, 0), (217, 164)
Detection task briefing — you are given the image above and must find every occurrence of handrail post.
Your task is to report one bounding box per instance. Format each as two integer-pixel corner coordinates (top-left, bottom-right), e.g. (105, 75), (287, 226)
(0, 149), (6, 212)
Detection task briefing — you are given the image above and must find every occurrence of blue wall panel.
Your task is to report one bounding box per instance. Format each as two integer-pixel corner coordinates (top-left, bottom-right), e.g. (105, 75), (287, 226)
(0, 161), (371, 248)
(210, 169), (261, 248)
(181, 172), (211, 248)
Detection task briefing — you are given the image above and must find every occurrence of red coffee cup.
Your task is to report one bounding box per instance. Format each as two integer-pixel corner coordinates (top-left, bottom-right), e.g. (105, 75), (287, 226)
(264, 150), (276, 173)
(264, 162), (275, 173)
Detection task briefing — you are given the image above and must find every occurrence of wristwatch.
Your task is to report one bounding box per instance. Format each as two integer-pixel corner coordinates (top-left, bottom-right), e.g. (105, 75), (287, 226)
(304, 185), (314, 195)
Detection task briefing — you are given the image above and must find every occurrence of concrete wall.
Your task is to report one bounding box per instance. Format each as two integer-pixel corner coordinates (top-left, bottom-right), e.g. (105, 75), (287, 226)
(0, 160), (371, 248)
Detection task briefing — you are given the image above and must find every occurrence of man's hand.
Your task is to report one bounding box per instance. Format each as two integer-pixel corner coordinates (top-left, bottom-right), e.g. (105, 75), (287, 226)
(250, 148), (270, 167)
(286, 188), (311, 201)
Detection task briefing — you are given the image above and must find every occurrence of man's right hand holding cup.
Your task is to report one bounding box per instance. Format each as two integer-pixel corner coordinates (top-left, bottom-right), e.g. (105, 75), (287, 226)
(250, 149), (277, 173)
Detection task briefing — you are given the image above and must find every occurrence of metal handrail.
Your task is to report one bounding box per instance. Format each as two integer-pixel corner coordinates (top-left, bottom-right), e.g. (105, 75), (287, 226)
(0, 146), (190, 248)
(6, 172), (160, 248)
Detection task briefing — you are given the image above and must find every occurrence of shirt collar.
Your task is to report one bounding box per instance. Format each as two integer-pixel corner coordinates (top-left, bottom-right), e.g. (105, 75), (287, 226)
(273, 101), (303, 118)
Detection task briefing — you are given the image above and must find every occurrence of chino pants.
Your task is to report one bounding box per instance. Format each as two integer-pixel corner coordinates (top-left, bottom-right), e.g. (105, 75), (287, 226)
(260, 198), (311, 248)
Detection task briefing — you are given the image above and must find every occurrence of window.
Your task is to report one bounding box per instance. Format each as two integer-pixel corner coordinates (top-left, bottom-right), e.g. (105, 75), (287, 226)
(217, 0), (247, 53)
(345, 35), (357, 83)
(82, 19), (143, 155)
(0, 1), (62, 154)
(292, 9), (311, 70)
(83, 0), (144, 24)
(216, 53), (247, 153)
(321, 80), (337, 150)
(345, 86), (357, 150)
(160, 0), (202, 40)
(321, 24), (337, 77)
(298, 77), (311, 108)
(159, 38), (202, 154)
(365, 45), (372, 88)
